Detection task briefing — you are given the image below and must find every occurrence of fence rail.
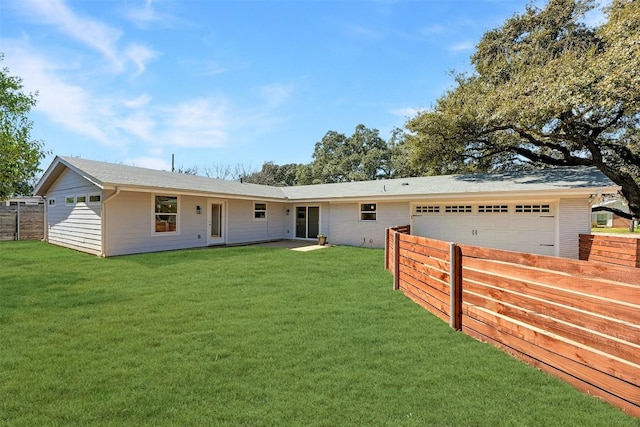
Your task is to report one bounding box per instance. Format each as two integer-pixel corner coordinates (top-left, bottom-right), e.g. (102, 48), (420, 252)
(386, 227), (640, 418)
(579, 233), (640, 268)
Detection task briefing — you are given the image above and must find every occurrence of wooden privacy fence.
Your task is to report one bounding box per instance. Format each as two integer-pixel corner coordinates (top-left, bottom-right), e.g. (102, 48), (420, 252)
(386, 227), (640, 418)
(579, 233), (640, 268)
(0, 203), (45, 241)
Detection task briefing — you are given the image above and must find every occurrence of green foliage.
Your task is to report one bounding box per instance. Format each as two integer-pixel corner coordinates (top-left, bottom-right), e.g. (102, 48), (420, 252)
(405, 0), (640, 217)
(0, 54), (47, 199)
(1, 241), (636, 426)
(244, 125), (418, 186)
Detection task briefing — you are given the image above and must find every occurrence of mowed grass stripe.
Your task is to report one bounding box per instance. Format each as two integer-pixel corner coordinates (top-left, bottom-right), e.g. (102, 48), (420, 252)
(0, 241), (637, 426)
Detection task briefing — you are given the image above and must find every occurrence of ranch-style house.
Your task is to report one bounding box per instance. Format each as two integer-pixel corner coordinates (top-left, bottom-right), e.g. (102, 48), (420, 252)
(34, 156), (619, 257)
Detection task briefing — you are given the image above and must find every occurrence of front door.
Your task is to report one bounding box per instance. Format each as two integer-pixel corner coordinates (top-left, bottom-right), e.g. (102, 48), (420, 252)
(207, 200), (226, 245)
(295, 206), (319, 239)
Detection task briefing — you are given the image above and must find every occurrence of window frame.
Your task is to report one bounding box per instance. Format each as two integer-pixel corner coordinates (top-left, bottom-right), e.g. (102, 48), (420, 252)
(88, 193), (102, 205)
(153, 194), (180, 235)
(76, 194), (87, 204)
(359, 203), (377, 221)
(253, 202), (267, 221)
(48, 198), (56, 207)
(65, 195), (75, 206)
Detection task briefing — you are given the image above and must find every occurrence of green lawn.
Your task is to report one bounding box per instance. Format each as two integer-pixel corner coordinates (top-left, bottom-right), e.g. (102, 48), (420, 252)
(1, 242), (637, 426)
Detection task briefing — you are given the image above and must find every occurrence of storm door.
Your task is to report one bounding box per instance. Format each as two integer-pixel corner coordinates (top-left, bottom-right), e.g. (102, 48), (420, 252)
(295, 206), (319, 239)
(207, 200), (226, 245)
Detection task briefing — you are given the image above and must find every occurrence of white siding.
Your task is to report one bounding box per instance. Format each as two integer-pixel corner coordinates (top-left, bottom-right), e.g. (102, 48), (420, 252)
(46, 169), (102, 255)
(328, 202), (409, 248)
(558, 197), (591, 259)
(105, 192), (210, 256)
(226, 200), (286, 244)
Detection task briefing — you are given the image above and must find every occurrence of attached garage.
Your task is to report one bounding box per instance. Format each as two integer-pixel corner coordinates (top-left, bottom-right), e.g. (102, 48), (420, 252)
(411, 202), (558, 256)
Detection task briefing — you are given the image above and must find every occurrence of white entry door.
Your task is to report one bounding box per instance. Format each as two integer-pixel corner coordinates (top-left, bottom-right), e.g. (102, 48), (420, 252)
(207, 200), (226, 245)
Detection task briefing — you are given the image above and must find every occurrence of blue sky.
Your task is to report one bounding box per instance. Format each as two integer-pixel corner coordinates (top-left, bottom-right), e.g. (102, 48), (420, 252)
(1, 0), (607, 173)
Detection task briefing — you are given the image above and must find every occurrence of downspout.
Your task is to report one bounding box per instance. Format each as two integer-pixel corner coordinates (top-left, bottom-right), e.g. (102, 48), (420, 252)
(100, 187), (121, 257)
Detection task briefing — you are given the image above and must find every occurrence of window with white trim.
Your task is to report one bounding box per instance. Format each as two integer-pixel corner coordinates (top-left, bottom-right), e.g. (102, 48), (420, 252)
(88, 193), (101, 204)
(515, 204), (550, 213)
(48, 198), (56, 207)
(65, 196), (75, 206)
(254, 202), (267, 221)
(154, 195), (178, 233)
(76, 195), (87, 204)
(415, 205), (439, 213)
(478, 205), (508, 213)
(360, 203), (377, 221)
(445, 205), (472, 213)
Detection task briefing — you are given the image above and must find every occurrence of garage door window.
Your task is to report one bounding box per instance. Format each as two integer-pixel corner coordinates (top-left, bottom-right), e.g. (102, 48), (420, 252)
(360, 203), (377, 221)
(445, 205), (472, 213)
(478, 205), (508, 213)
(516, 204), (550, 213)
(415, 205), (439, 213)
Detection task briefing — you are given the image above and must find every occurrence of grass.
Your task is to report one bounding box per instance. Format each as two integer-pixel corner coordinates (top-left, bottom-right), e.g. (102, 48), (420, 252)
(592, 227), (640, 234)
(1, 241), (637, 426)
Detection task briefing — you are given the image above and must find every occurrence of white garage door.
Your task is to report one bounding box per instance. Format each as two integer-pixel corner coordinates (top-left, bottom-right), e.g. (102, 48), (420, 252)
(411, 203), (557, 256)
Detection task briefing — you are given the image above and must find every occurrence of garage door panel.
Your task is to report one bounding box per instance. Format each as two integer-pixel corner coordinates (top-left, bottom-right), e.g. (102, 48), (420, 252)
(411, 203), (557, 256)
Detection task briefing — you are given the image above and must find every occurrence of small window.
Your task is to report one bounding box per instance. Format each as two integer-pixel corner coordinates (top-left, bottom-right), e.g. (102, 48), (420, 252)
(154, 195), (178, 233)
(254, 203), (267, 221)
(445, 205), (472, 213)
(360, 203), (377, 221)
(76, 195), (87, 204)
(88, 193), (101, 204)
(478, 205), (508, 213)
(515, 204), (550, 213)
(48, 198), (56, 207)
(65, 196), (75, 206)
(595, 213), (609, 226)
(415, 205), (439, 213)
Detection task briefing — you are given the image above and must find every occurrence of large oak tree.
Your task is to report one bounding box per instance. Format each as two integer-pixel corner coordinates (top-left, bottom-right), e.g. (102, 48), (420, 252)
(405, 0), (640, 219)
(0, 55), (46, 199)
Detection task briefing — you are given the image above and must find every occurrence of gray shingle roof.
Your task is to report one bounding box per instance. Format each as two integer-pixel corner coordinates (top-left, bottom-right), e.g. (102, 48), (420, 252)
(36, 156), (286, 200)
(281, 167), (618, 200)
(35, 156), (619, 201)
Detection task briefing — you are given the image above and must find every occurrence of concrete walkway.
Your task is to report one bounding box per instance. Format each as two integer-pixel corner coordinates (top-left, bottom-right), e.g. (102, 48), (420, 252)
(252, 239), (332, 252)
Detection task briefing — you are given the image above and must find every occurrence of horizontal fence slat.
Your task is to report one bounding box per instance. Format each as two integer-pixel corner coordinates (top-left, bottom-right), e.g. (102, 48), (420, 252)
(463, 304), (640, 405)
(462, 315), (640, 418)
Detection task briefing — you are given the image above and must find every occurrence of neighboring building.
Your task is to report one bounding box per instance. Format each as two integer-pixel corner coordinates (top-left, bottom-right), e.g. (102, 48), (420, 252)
(34, 156), (620, 258)
(591, 197), (632, 229)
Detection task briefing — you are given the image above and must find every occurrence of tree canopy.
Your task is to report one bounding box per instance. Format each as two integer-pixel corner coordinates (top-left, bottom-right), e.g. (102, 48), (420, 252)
(243, 124), (416, 186)
(405, 0), (640, 218)
(0, 55), (47, 199)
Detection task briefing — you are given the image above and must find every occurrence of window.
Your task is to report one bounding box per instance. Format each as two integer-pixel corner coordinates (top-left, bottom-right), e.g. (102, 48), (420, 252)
(415, 205), (439, 213)
(595, 213), (609, 226)
(478, 205), (508, 213)
(445, 205), (472, 213)
(515, 204), (550, 213)
(88, 193), (101, 204)
(65, 196), (75, 206)
(48, 198), (56, 207)
(254, 202), (267, 221)
(154, 195), (178, 233)
(360, 203), (377, 221)
(76, 195), (87, 203)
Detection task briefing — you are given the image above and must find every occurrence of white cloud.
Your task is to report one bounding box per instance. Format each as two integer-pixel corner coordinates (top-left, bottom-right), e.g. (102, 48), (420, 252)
(126, 156), (172, 171)
(260, 83), (295, 109)
(124, 0), (161, 27)
(125, 43), (159, 76)
(450, 41), (475, 52)
(123, 94), (152, 108)
(19, 0), (124, 71)
(162, 98), (229, 148)
(389, 107), (424, 119)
